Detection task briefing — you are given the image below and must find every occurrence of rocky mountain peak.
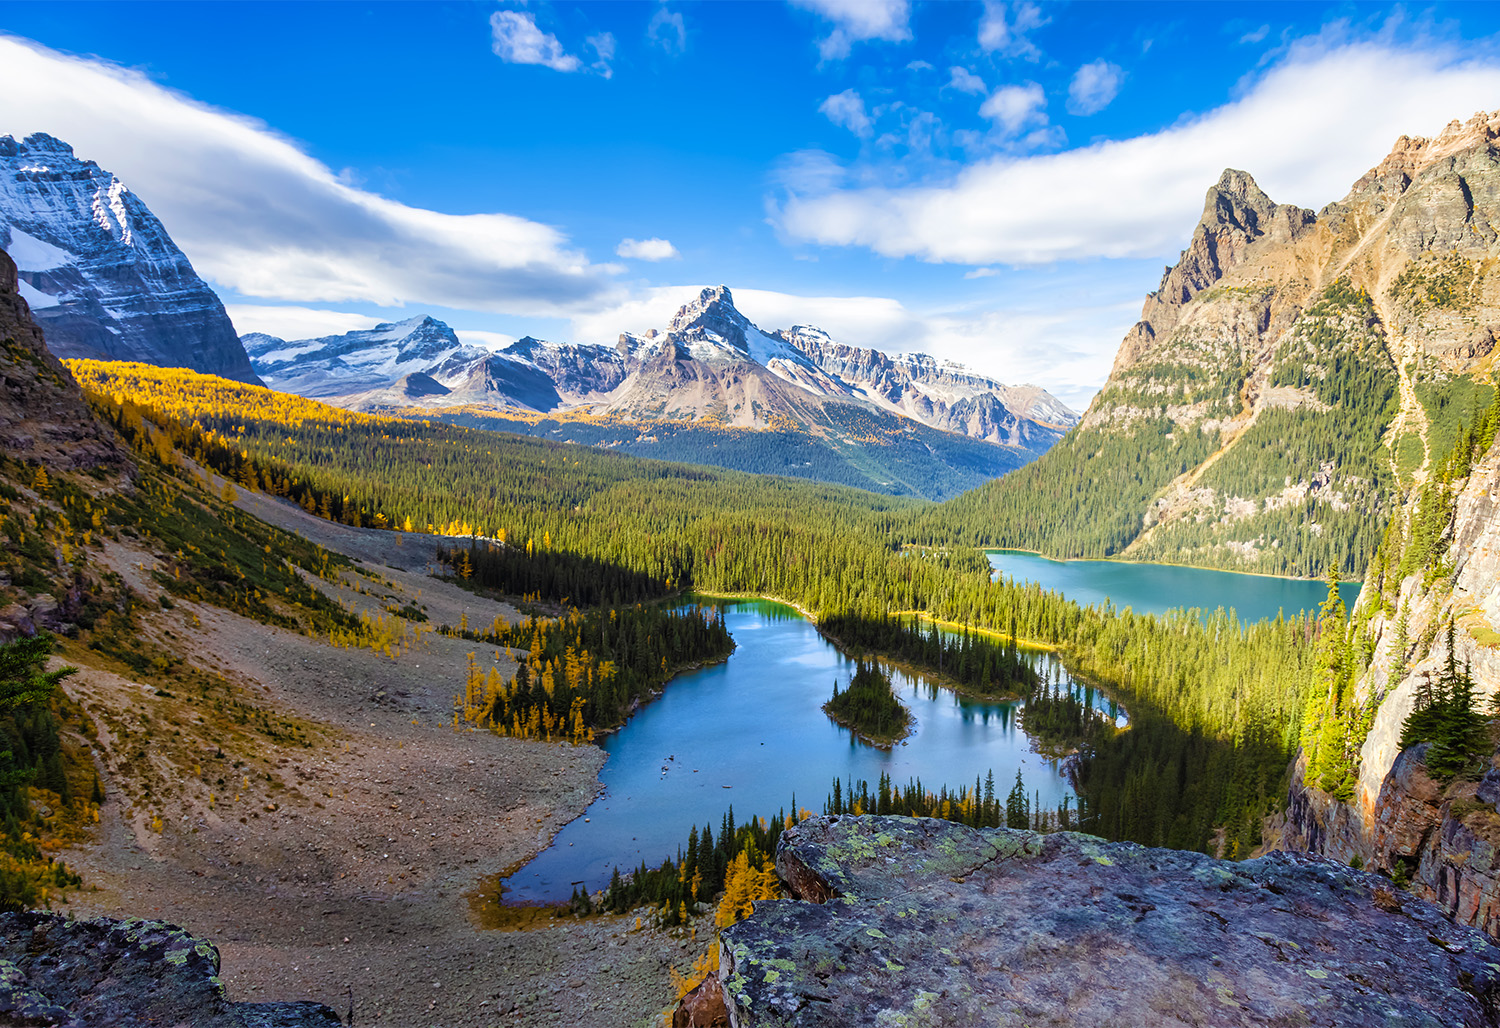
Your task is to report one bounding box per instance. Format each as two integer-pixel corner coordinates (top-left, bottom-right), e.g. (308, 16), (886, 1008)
(0, 132), (260, 383)
(667, 284), (750, 351)
(1357, 108), (1500, 190)
(1110, 168), (1315, 376)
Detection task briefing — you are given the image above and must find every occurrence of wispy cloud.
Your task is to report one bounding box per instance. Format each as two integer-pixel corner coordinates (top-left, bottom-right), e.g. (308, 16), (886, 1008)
(819, 89), (874, 138)
(0, 36), (616, 316)
(773, 40), (1500, 266)
(1067, 60), (1123, 115)
(947, 67), (988, 95)
(225, 305), (383, 341)
(978, 1), (1048, 59)
(648, 5), (687, 55)
(790, 0), (911, 61)
(616, 237), (681, 261)
(490, 11), (582, 73)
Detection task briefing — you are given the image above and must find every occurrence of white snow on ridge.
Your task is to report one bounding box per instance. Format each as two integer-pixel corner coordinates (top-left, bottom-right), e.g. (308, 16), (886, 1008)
(5, 227), (73, 270)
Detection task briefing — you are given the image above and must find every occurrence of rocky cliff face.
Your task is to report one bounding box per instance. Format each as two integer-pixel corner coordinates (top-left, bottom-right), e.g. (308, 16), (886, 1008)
(1274, 430), (1500, 935)
(0, 133), (259, 384)
(0, 912), (340, 1027)
(0, 246), (125, 473)
(704, 815), (1500, 1027)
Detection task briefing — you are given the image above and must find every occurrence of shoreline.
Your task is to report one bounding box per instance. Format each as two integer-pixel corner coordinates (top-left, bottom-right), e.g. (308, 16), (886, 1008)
(983, 548), (1362, 586)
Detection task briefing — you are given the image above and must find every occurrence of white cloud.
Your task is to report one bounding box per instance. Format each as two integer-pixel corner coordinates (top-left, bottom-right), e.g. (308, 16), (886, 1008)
(947, 67), (988, 95)
(963, 267), (999, 279)
(648, 6), (687, 54)
(978, 1), (1048, 59)
(224, 305), (383, 341)
(1068, 60), (1123, 116)
(1241, 24), (1271, 45)
(587, 32), (617, 78)
(906, 60), (935, 72)
(455, 329), (519, 351)
(775, 41), (1500, 266)
(0, 36), (614, 316)
(979, 82), (1047, 135)
(790, 0), (911, 61)
(490, 11), (582, 72)
(819, 89), (874, 138)
(616, 237), (681, 261)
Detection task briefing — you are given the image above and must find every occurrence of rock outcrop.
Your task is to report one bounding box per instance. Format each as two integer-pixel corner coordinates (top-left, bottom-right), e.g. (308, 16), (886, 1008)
(0, 245), (126, 473)
(0, 133), (259, 384)
(713, 815), (1500, 1028)
(0, 912), (341, 1027)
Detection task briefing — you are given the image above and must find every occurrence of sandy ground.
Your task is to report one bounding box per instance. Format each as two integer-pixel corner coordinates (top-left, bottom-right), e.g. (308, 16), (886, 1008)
(54, 487), (699, 1027)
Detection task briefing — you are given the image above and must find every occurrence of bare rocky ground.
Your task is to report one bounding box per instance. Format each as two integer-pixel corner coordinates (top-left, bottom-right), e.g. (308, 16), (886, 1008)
(51, 489), (701, 1027)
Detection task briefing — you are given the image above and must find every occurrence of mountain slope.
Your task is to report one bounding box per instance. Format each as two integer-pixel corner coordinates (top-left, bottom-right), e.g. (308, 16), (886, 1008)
(924, 110), (1500, 578)
(0, 133), (259, 384)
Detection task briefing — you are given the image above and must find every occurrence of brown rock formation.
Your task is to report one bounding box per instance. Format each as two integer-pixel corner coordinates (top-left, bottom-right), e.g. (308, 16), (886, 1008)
(0, 246), (126, 473)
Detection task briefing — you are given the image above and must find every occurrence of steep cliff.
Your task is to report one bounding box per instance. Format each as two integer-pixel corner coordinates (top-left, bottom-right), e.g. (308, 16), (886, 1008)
(704, 815), (1500, 1027)
(0, 245), (125, 473)
(1274, 427), (1500, 935)
(0, 133), (259, 384)
(930, 109), (1500, 578)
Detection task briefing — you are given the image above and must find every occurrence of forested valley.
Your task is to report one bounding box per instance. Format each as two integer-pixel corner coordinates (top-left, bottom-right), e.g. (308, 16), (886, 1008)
(64, 359), (1371, 859)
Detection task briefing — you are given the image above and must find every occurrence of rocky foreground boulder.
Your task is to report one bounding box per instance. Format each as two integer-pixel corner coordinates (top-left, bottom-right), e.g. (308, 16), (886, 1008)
(0, 912), (340, 1027)
(711, 815), (1500, 1027)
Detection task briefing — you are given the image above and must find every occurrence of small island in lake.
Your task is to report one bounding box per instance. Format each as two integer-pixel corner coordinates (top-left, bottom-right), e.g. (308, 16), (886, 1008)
(824, 661), (913, 747)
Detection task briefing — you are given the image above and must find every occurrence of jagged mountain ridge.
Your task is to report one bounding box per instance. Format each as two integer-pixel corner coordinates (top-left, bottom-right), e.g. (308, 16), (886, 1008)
(247, 286), (1078, 500)
(0, 133), (259, 385)
(930, 109), (1500, 578)
(251, 286), (1076, 449)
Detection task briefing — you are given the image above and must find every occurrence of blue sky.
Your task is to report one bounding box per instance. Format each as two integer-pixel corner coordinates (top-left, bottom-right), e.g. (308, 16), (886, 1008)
(2, 1), (1500, 408)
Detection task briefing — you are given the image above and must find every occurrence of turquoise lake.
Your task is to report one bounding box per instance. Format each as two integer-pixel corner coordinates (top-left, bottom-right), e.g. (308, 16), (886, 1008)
(986, 550), (1360, 624)
(502, 598), (1104, 904)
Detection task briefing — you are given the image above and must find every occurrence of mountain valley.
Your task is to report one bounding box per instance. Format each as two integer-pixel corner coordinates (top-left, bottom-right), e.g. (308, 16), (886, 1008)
(0, 82), (1499, 1028)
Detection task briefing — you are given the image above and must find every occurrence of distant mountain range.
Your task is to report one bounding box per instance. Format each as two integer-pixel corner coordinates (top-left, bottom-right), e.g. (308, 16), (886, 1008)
(931, 110), (1500, 577)
(247, 286), (1074, 448)
(0, 133), (259, 384)
(0, 131), (1075, 500)
(243, 287), (1077, 498)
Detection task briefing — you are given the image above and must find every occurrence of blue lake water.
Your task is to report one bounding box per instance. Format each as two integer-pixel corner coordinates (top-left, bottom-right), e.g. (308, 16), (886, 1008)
(986, 550), (1360, 624)
(502, 598), (1102, 903)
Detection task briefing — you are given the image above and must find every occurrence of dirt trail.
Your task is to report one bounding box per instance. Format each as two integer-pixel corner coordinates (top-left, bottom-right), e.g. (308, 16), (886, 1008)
(55, 493), (696, 1027)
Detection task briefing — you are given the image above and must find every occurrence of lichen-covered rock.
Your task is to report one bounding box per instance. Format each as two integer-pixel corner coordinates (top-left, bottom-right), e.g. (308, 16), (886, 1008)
(0, 912), (340, 1027)
(719, 815), (1500, 1027)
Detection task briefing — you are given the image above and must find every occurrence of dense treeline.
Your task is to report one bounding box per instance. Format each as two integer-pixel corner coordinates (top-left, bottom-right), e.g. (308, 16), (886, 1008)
(440, 408), (1030, 501)
(454, 605), (733, 736)
(70, 361), (1335, 853)
(824, 662), (910, 745)
(818, 610), (1039, 698)
(0, 636), (84, 911)
(438, 539), (672, 607)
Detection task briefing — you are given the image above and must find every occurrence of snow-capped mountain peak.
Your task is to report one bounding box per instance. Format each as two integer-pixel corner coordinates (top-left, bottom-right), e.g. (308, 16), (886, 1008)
(0, 132), (259, 382)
